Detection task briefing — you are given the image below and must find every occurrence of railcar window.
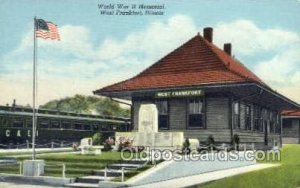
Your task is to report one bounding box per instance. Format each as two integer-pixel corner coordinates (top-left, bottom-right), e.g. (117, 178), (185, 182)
(26, 120), (32, 128)
(101, 124), (108, 131)
(74, 123), (83, 130)
(84, 124), (91, 130)
(0, 116), (3, 126)
(12, 119), (24, 128)
(106, 125), (112, 131)
(115, 125), (121, 131)
(40, 120), (49, 129)
(0, 116), (9, 127)
(92, 124), (99, 131)
(99, 124), (105, 131)
(51, 121), (60, 129)
(62, 122), (72, 129)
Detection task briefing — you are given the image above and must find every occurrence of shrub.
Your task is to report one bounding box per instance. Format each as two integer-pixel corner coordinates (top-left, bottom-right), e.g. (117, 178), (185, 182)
(207, 135), (215, 145)
(72, 143), (79, 151)
(103, 137), (114, 151)
(182, 138), (191, 154)
(118, 137), (133, 152)
(92, 133), (103, 145)
(231, 134), (240, 151)
(207, 135), (217, 150)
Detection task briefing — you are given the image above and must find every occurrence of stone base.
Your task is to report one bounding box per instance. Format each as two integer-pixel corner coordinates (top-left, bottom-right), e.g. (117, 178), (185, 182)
(115, 132), (184, 149)
(23, 160), (45, 176)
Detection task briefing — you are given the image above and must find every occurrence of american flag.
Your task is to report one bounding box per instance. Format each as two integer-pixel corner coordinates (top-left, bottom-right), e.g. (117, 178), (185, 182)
(35, 19), (60, 41)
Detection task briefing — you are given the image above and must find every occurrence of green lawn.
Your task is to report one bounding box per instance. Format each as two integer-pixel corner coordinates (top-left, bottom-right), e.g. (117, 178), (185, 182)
(195, 144), (300, 188)
(0, 151), (149, 179)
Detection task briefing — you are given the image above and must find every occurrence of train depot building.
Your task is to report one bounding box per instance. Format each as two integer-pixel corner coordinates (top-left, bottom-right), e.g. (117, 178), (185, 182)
(282, 111), (300, 144)
(94, 27), (300, 150)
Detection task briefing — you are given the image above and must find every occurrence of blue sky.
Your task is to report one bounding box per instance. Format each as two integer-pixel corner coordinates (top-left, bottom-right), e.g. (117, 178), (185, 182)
(1, 0), (300, 106)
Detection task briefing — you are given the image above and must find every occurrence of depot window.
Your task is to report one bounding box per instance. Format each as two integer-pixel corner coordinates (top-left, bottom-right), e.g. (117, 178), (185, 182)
(156, 100), (169, 129)
(275, 114), (281, 134)
(245, 105), (251, 130)
(269, 112), (275, 133)
(188, 98), (204, 128)
(233, 102), (240, 129)
(254, 106), (263, 132)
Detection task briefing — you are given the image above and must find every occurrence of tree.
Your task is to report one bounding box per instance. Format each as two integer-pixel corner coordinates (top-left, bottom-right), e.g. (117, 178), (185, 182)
(40, 95), (130, 117)
(68, 95), (89, 113)
(95, 98), (121, 116)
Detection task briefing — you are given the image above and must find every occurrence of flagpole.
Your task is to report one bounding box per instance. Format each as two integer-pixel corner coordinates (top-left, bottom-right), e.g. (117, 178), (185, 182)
(32, 16), (37, 160)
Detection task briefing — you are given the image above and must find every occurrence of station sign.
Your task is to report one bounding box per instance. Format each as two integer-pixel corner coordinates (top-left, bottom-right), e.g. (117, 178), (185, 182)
(155, 89), (204, 98)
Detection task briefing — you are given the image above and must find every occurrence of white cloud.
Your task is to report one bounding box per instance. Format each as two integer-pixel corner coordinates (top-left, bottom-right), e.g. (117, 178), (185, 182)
(96, 14), (197, 65)
(254, 48), (300, 84)
(41, 25), (96, 60)
(254, 47), (300, 103)
(213, 20), (300, 55)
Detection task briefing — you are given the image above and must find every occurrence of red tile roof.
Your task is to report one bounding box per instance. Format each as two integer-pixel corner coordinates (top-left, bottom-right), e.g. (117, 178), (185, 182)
(282, 110), (300, 117)
(95, 34), (268, 93)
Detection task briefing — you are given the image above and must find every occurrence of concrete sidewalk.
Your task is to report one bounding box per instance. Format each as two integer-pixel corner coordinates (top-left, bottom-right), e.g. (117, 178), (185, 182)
(132, 163), (280, 188)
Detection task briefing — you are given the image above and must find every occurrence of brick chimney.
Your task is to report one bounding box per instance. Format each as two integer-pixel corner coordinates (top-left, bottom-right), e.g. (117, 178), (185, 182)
(12, 99), (16, 107)
(223, 43), (232, 56)
(203, 27), (213, 43)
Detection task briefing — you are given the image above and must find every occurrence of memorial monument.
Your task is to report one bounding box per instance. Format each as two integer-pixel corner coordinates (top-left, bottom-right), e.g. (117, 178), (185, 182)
(116, 104), (184, 150)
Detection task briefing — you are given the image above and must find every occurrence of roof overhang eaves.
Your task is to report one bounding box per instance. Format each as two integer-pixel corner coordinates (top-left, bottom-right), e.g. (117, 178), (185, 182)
(95, 82), (300, 111)
(94, 81), (255, 98)
(255, 84), (300, 110)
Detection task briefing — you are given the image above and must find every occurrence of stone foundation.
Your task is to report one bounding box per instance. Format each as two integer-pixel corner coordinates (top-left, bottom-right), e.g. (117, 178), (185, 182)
(23, 160), (45, 176)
